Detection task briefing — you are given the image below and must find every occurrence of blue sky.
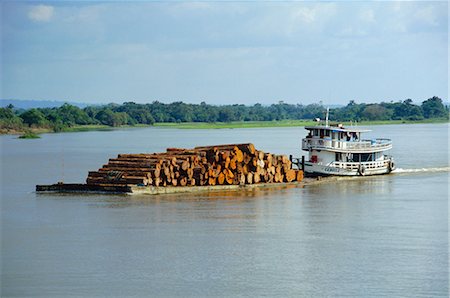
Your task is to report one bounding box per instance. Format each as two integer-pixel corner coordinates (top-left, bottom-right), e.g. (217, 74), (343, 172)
(1, 1), (448, 105)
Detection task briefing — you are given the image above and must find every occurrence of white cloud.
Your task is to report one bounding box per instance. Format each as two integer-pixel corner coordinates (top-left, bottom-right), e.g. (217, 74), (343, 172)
(28, 5), (54, 22)
(284, 3), (337, 36)
(337, 26), (368, 38)
(292, 7), (317, 24)
(167, 2), (247, 17)
(414, 6), (438, 26)
(291, 3), (337, 25)
(64, 4), (105, 23)
(359, 8), (376, 23)
(387, 2), (445, 33)
(174, 2), (212, 11)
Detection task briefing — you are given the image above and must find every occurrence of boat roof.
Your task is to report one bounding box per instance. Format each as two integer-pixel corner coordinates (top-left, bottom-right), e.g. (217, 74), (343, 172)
(304, 125), (370, 133)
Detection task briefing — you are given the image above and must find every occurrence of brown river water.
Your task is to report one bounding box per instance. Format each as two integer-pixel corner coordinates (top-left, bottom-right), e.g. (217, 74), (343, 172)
(1, 124), (448, 297)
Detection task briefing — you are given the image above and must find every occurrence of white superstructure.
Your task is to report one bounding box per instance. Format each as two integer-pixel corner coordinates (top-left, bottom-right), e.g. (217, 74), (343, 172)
(301, 123), (395, 176)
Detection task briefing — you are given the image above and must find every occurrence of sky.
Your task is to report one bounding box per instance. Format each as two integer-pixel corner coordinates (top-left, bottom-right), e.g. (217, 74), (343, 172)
(1, 1), (448, 105)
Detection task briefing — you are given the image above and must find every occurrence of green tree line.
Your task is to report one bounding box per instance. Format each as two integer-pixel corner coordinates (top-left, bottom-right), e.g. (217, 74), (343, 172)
(1, 96), (448, 133)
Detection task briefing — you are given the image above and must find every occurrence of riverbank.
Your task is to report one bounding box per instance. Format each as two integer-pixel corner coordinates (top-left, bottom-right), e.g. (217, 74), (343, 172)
(1, 118), (448, 135)
(0, 124), (149, 135)
(154, 118), (449, 129)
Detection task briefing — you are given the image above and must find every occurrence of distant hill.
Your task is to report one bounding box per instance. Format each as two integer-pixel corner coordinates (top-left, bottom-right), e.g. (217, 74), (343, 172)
(0, 99), (90, 109)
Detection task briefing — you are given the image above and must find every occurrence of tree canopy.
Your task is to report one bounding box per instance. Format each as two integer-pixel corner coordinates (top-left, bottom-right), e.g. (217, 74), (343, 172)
(1, 96), (448, 132)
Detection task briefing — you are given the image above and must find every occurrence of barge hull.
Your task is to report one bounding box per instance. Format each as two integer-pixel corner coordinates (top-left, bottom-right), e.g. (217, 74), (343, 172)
(36, 183), (132, 194)
(36, 180), (320, 195)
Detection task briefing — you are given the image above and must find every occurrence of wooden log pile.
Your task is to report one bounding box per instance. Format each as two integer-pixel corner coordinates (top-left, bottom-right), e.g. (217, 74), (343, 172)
(86, 143), (303, 187)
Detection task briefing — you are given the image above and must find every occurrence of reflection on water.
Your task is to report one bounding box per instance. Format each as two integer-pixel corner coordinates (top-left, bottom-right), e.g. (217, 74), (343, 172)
(1, 124), (448, 297)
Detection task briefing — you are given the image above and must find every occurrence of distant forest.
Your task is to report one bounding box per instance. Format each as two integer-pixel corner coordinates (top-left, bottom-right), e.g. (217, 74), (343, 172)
(0, 96), (448, 133)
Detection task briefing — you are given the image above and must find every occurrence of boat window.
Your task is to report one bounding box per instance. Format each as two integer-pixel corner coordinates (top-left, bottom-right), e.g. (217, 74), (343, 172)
(320, 130), (324, 138)
(335, 153), (342, 161)
(325, 130), (330, 137)
(353, 153), (374, 162)
(359, 153), (373, 162)
(314, 129), (319, 136)
(346, 153), (353, 162)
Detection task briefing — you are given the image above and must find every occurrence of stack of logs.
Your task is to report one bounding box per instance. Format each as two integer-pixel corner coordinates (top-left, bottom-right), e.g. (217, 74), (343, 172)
(86, 143), (303, 187)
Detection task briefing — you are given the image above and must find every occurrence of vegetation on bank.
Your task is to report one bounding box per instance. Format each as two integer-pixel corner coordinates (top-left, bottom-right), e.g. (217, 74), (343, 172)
(18, 130), (41, 139)
(154, 118), (449, 129)
(1, 96), (448, 134)
(154, 120), (318, 129)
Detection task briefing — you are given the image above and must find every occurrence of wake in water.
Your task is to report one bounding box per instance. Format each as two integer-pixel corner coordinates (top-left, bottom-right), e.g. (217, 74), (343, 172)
(392, 167), (450, 174)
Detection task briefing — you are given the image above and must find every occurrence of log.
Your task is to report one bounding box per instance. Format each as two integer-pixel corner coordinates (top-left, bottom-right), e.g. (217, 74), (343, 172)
(104, 162), (161, 169)
(274, 172), (282, 183)
(217, 172), (225, 185)
(87, 176), (148, 186)
(166, 148), (186, 152)
(224, 156), (231, 169)
(284, 169), (296, 182)
(234, 148), (244, 163)
(182, 160), (190, 171)
(253, 173), (261, 184)
(296, 170), (304, 182)
(239, 173), (246, 185)
(163, 164), (171, 178)
(258, 151), (265, 160)
(243, 154), (252, 165)
(119, 152), (206, 159)
(214, 164), (222, 177)
(257, 159), (265, 168)
(99, 167), (160, 175)
(229, 156), (237, 170)
(102, 168), (160, 178)
(195, 143), (255, 155)
(224, 168), (235, 185)
(246, 172), (253, 184)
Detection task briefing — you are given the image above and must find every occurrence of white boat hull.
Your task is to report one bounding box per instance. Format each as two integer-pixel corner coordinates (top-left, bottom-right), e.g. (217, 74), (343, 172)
(304, 161), (394, 176)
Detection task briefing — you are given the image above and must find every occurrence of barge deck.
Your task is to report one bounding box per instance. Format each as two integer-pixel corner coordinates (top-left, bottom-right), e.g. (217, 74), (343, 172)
(36, 177), (326, 195)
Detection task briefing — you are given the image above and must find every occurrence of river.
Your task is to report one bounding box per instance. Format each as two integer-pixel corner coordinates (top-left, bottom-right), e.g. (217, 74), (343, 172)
(1, 123), (448, 297)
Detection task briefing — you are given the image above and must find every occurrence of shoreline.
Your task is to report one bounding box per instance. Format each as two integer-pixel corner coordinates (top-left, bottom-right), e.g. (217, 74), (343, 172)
(1, 119), (448, 135)
(153, 119), (448, 129)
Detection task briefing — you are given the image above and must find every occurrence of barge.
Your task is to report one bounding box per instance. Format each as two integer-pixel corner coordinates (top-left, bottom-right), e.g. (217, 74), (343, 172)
(36, 180), (321, 195)
(36, 143), (304, 195)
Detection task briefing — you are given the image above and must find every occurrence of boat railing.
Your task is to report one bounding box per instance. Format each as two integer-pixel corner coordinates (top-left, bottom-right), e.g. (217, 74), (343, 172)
(302, 137), (392, 151)
(332, 159), (391, 170)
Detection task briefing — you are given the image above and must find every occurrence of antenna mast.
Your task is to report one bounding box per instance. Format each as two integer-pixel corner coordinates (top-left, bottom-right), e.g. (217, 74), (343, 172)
(325, 107), (329, 127)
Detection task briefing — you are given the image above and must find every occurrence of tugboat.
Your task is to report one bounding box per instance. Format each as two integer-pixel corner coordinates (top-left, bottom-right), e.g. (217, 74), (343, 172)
(300, 111), (395, 176)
